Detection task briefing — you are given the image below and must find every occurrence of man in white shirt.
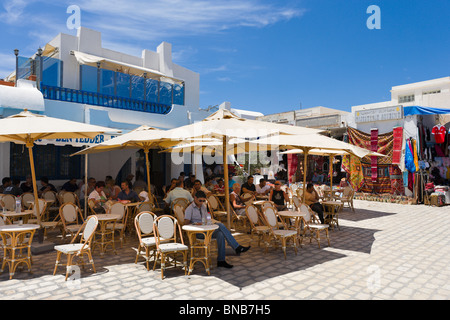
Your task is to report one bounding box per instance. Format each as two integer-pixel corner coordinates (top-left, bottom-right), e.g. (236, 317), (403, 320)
(88, 181), (107, 213)
(255, 178), (271, 196)
(164, 180), (193, 208)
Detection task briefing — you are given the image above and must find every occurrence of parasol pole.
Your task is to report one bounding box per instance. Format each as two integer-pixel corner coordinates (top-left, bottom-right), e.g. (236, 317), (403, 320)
(144, 147), (152, 202)
(26, 138), (43, 242)
(223, 136), (231, 229)
(330, 155), (334, 194)
(302, 148), (310, 203)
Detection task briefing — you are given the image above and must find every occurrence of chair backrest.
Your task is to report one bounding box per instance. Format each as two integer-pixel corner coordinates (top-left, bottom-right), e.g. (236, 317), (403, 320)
(81, 215), (98, 243)
(245, 204), (260, 227)
(21, 192), (35, 209)
(299, 204), (313, 223)
(109, 202), (126, 221)
(60, 202), (82, 226)
(261, 201), (275, 211)
(153, 215), (183, 246)
(1, 194), (16, 211)
(296, 187), (303, 198)
(241, 192), (254, 204)
(62, 191), (77, 204)
(206, 194), (220, 211)
(292, 196), (301, 211)
(171, 198), (190, 210)
(134, 211), (156, 242)
(173, 204), (185, 226)
(343, 186), (353, 197)
(32, 199), (48, 219)
(137, 201), (154, 213)
(262, 207), (278, 229)
(43, 190), (57, 202)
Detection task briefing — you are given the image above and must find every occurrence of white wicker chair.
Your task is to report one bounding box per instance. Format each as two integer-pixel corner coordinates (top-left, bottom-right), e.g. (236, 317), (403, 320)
(21, 192), (35, 209)
(153, 215), (188, 279)
(53, 215), (98, 281)
(59, 202), (84, 242)
(134, 211), (158, 271)
(206, 194), (227, 222)
(261, 206), (298, 259)
(245, 204), (270, 247)
(340, 186), (355, 212)
(299, 204), (330, 249)
(1, 194), (16, 211)
(106, 202), (127, 247)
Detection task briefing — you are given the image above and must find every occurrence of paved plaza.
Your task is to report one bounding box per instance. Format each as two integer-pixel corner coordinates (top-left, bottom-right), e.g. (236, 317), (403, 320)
(1, 200), (449, 300)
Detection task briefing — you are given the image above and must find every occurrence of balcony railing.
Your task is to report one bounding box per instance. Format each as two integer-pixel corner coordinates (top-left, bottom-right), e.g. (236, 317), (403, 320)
(41, 84), (172, 115)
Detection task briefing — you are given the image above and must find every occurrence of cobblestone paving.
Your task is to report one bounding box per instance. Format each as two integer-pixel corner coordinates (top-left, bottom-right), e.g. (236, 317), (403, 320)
(1, 200), (449, 300)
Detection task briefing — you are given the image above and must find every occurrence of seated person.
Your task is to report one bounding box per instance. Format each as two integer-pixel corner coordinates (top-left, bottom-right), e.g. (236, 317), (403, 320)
(230, 183), (246, 216)
(256, 178), (271, 196)
(184, 174), (196, 189)
(117, 181), (140, 203)
(241, 175), (256, 196)
(20, 175), (33, 194)
(304, 183), (325, 224)
(214, 178), (225, 193)
(88, 181), (108, 213)
(191, 179), (211, 198)
(164, 180), (193, 209)
(138, 189), (150, 202)
(104, 178), (121, 200)
(204, 177), (215, 193)
(61, 178), (78, 193)
(164, 178), (178, 199)
(39, 177), (57, 196)
(4, 178), (22, 196)
(184, 190), (250, 268)
(269, 181), (289, 211)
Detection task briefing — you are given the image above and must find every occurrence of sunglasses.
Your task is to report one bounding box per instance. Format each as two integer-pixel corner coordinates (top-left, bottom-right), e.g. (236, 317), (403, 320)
(197, 199), (206, 202)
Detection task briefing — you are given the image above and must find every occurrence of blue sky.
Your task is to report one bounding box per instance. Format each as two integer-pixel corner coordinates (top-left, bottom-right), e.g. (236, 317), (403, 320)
(0, 0), (449, 115)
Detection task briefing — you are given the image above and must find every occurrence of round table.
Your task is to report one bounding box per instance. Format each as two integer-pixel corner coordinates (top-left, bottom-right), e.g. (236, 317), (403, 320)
(1, 210), (34, 224)
(93, 214), (120, 256)
(277, 210), (307, 238)
(0, 224), (40, 279)
(182, 224), (219, 275)
(321, 201), (344, 230)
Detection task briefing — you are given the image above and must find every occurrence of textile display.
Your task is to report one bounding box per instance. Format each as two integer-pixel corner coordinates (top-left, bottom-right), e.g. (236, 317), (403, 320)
(343, 127), (404, 195)
(371, 128), (379, 183)
(392, 127), (403, 165)
(287, 153), (298, 184)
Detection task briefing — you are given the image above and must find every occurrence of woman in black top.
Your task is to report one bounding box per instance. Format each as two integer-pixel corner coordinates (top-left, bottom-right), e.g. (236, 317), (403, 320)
(269, 181), (289, 211)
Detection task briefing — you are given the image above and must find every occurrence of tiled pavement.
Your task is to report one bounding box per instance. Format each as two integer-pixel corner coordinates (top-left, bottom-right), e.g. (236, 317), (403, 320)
(1, 200), (450, 300)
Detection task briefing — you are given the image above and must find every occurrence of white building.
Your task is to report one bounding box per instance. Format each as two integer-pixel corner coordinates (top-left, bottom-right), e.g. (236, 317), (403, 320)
(0, 27), (256, 192)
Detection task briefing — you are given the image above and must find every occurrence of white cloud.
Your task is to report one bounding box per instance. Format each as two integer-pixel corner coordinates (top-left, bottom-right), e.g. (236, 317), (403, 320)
(75, 0), (305, 41)
(0, 0), (28, 23)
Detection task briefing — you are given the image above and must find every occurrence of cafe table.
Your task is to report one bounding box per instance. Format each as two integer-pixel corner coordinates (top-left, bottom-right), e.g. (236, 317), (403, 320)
(321, 200), (344, 230)
(0, 224), (40, 279)
(277, 210), (307, 240)
(182, 223), (219, 275)
(1, 210), (34, 224)
(92, 214), (120, 256)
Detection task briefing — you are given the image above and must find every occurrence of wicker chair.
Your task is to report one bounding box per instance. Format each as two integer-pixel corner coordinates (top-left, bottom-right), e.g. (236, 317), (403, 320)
(53, 215), (98, 281)
(59, 202), (85, 242)
(134, 211), (158, 271)
(299, 204), (330, 249)
(21, 192), (35, 210)
(261, 206), (298, 259)
(106, 202), (127, 247)
(340, 186), (355, 212)
(245, 204), (270, 247)
(1, 194), (16, 211)
(152, 215), (188, 279)
(206, 194), (227, 222)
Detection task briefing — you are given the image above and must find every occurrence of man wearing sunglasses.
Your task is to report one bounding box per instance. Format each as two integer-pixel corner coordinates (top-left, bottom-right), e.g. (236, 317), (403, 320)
(184, 191), (250, 268)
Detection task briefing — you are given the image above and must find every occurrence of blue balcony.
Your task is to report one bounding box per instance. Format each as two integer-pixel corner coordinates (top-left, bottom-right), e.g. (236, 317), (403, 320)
(17, 55), (183, 115)
(41, 84), (172, 114)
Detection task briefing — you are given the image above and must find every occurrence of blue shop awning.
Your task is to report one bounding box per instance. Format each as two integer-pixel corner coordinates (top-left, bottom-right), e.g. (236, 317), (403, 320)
(404, 106), (450, 116)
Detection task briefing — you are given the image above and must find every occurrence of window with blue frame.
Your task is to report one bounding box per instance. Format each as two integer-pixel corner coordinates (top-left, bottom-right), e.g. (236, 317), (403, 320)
(80, 65), (98, 92)
(145, 78), (159, 103)
(159, 81), (172, 105)
(116, 72), (131, 98)
(131, 75), (145, 101)
(10, 143), (84, 181)
(100, 68), (115, 96)
(42, 56), (62, 87)
(173, 83), (185, 105)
